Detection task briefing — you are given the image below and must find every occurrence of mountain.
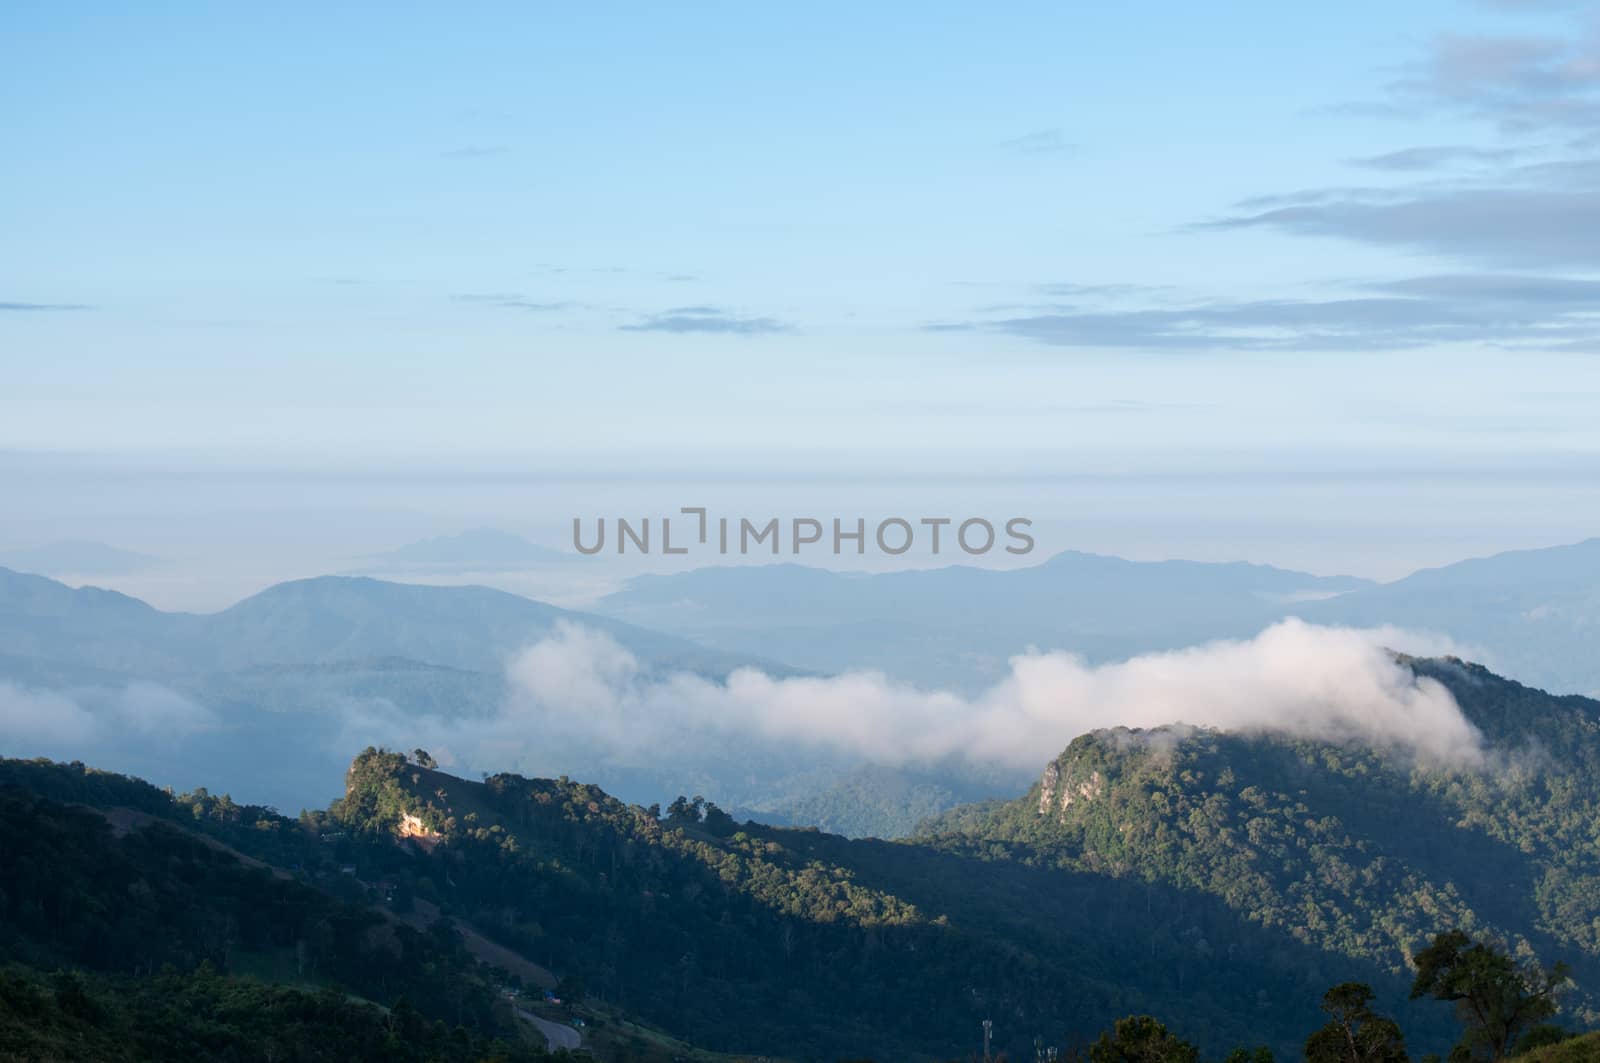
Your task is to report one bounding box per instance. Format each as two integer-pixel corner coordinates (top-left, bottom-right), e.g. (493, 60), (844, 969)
(7, 648), (1600, 1061)
(595, 539), (1600, 700)
(595, 553), (1376, 688)
(0, 567), (1001, 835)
(0, 750), (1437, 1062)
(918, 657), (1600, 1041)
(0, 567), (805, 815)
(1302, 538), (1600, 696)
(0, 759), (569, 1060)
(362, 527), (572, 569)
(0, 565), (198, 674)
(0, 538), (161, 577)
(741, 760), (1012, 839)
(0, 566), (764, 678)
(200, 574), (764, 676)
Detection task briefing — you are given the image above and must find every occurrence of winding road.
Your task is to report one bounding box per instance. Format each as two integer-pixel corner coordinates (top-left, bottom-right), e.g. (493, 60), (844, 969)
(517, 1008), (582, 1052)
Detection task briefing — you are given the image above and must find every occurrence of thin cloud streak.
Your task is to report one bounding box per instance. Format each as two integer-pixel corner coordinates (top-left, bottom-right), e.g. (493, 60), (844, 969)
(1207, 187), (1600, 268)
(451, 293), (578, 312)
(1, 301), (94, 312)
(1346, 145), (1523, 171)
(934, 272), (1600, 352)
(997, 128), (1077, 156)
(621, 306), (792, 335)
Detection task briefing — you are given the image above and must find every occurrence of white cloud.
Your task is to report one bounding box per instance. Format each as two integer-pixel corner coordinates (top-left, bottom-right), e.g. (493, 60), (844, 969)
(101, 681), (218, 735)
(0, 680), (217, 754)
(0, 682), (96, 746)
(361, 619), (1486, 778)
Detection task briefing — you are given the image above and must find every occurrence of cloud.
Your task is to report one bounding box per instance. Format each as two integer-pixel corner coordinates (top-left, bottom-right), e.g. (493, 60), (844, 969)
(451, 293), (577, 312)
(0, 683), (95, 744)
(998, 128), (1077, 157)
(1229, 186), (1419, 211)
(857, 397), (1207, 417)
(440, 145), (509, 160)
(1207, 186), (1600, 268)
(1347, 145), (1523, 170)
(1032, 282), (1174, 300)
(1370, 272), (1600, 302)
(352, 620), (1489, 780)
(1389, 29), (1600, 133)
(0, 680), (217, 751)
(1220, 13), (1600, 278)
(935, 275), (1600, 352)
(103, 682), (218, 736)
(620, 306), (792, 335)
(0, 301), (94, 312)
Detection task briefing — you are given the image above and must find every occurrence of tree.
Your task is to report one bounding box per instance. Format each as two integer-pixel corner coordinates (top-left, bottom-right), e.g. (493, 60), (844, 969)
(51, 970), (96, 1020)
(1305, 983), (1408, 1063)
(1222, 1048), (1273, 1063)
(1089, 1016), (1199, 1063)
(1409, 930), (1570, 1062)
(412, 749), (437, 770)
(665, 795), (702, 827)
(702, 801), (737, 836)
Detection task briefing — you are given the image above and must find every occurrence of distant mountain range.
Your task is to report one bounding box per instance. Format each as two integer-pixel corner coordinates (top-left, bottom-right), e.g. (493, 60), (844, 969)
(0, 566), (1015, 831)
(0, 566), (754, 678)
(359, 527), (572, 570)
(594, 551), (1377, 688)
(8, 536), (1600, 831)
(1298, 538), (1600, 697)
(595, 540), (1600, 695)
(0, 567), (805, 814)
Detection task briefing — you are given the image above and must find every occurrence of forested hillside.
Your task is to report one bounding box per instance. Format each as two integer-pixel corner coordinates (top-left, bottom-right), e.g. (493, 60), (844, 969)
(5, 655), (1600, 1061)
(0, 764), (556, 1061)
(919, 659), (1600, 1032)
(302, 750), (1463, 1060)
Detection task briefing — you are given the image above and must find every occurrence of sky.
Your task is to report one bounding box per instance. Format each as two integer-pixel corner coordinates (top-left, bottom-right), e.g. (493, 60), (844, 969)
(4, 1), (1600, 606)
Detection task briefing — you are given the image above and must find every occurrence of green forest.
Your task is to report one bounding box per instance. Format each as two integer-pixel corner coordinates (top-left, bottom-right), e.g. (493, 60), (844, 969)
(5, 659), (1600, 1061)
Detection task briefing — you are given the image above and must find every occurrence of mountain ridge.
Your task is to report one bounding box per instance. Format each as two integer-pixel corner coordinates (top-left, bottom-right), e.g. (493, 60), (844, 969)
(917, 657), (1600, 1033)
(595, 538), (1600, 695)
(0, 566), (782, 677)
(7, 648), (1600, 1061)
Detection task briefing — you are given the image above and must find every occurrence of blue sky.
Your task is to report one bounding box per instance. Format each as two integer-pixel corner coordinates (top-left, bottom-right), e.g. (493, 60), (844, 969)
(4, 2), (1600, 598)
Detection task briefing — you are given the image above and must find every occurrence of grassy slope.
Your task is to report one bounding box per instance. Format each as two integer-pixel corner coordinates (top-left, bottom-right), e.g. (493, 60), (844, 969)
(1516, 1032), (1600, 1063)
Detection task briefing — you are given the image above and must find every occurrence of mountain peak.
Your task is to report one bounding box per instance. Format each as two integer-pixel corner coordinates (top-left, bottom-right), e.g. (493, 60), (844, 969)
(363, 527), (570, 569)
